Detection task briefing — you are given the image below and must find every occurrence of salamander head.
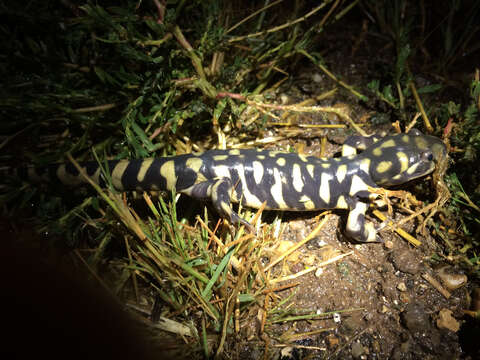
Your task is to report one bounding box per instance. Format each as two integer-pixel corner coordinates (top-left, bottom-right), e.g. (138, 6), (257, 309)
(360, 130), (447, 186)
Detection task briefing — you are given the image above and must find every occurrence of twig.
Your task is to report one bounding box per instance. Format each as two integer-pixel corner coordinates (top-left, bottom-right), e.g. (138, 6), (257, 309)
(409, 81), (433, 132)
(372, 209), (421, 247)
(299, 49), (368, 103)
(264, 212), (331, 272)
(228, 2), (330, 43)
(270, 251), (353, 284)
(226, 0), (284, 34)
(422, 272), (451, 299)
(71, 103), (117, 113)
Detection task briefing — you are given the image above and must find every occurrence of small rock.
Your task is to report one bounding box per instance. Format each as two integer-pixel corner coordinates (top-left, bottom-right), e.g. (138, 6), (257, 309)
(436, 308), (460, 332)
(399, 292), (410, 304)
(351, 341), (364, 358)
(397, 282), (407, 292)
(401, 303), (430, 333)
(326, 334), (339, 348)
(390, 249), (421, 274)
(391, 341), (410, 360)
(279, 94), (291, 104)
(436, 266), (467, 291)
(384, 240), (394, 249)
(280, 346), (294, 359)
(312, 73), (322, 83)
(315, 267), (324, 277)
(288, 220), (305, 231)
(302, 254), (316, 266)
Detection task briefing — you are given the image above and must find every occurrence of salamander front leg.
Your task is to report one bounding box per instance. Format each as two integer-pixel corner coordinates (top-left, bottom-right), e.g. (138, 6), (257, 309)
(188, 178), (254, 232)
(345, 200), (382, 243)
(210, 178), (255, 233)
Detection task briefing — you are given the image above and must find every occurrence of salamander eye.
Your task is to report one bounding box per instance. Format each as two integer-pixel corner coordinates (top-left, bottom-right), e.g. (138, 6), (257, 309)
(422, 151), (434, 161)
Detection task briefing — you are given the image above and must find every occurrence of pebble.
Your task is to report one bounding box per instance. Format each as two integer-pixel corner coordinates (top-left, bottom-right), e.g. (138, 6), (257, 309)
(326, 334), (339, 348)
(384, 240), (394, 249)
(436, 266), (467, 291)
(436, 308), (460, 332)
(351, 342), (364, 358)
(312, 73), (323, 83)
(401, 303), (430, 333)
(397, 282), (407, 292)
(399, 293), (410, 304)
(390, 249), (421, 274)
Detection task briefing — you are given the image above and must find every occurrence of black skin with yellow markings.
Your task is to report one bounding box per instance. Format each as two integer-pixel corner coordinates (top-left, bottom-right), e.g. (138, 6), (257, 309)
(17, 129), (446, 243)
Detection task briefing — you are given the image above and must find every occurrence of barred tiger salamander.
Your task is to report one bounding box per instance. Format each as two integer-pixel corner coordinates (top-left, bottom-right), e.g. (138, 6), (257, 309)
(16, 129), (446, 242)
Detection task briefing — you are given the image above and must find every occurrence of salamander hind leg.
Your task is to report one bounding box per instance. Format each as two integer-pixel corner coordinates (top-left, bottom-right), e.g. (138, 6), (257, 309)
(188, 178), (254, 233)
(345, 200), (382, 243)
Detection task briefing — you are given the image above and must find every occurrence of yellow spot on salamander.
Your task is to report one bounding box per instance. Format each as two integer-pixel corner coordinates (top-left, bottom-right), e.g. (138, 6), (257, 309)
(111, 160), (130, 190)
(160, 160), (176, 190)
(349, 174), (369, 196)
(397, 151), (409, 172)
(401, 135), (410, 143)
(379, 139), (396, 148)
(56, 164), (86, 186)
(252, 161), (264, 184)
(336, 164), (347, 183)
(292, 163), (304, 192)
(336, 195), (349, 209)
(220, 201), (232, 216)
(137, 158), (154, 182)
(364, 222), (377, 242)
(359, 158), (370, 173)
(373, 147), (383, 156)
(211, 180), (223, 203)
(271, 168), (287, 209)
(342, 144), (356, 156)
(213, 164), (230, 179)
(321, 163), (330, 169)
(229, 149), (240, 155)
(414, 137), (429, 150)
(276, 157), (286, 166)
(299, 195), (315, 210)
(306, 164), (315, 178)
(213, 155), (228, 161)
(298, 154), (308, 162)
(186, 157), (207, 182)
(376, 161), (392, 173)
(236, 163), (263, 208)
(346, 202), (367, 232)
(257, 155), (265, 160)
(319, 172), (333, 204)
(186, 157), (203, 172)
(406, 162), (420, 175)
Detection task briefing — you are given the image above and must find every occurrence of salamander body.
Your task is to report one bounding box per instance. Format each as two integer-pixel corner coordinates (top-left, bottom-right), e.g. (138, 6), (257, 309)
(16, 129), (447, 242)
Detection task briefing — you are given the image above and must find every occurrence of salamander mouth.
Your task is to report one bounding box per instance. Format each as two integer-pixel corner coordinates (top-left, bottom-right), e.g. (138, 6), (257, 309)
(377, 159), (435, 186)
